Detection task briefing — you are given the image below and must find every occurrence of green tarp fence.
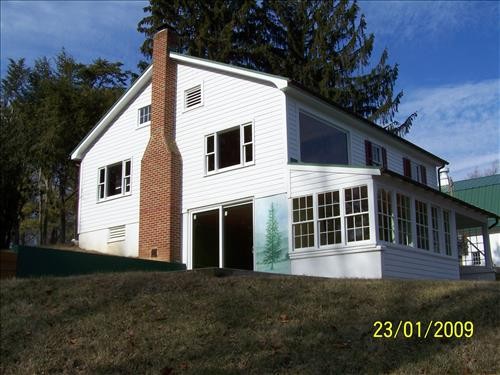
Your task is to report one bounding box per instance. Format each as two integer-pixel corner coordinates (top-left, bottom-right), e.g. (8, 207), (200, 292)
(14, 245), (186, 278)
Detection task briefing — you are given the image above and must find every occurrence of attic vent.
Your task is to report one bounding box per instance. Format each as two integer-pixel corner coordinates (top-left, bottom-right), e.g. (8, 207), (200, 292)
(108, 225), (126, 242)
(184, 84), (202, 110)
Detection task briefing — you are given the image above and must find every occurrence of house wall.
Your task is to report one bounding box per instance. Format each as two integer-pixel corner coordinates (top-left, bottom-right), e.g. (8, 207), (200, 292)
(286, 96), (439, 189)
(77, 83), (152, 257)
(175, 63), (288, 212)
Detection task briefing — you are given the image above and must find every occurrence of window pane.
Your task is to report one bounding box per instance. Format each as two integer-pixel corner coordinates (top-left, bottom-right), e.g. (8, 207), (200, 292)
(299, 112), (348, 164)
(218, 127), (241, 168)
(206, 135), (214, 153)
(245, 144), (253, 163)
(107, 163), (122, 197)
(244, 125), (252, 143)
(207, 154), (215, 172)
(99, 168), (105, 183)
(125, 161), (131, 176)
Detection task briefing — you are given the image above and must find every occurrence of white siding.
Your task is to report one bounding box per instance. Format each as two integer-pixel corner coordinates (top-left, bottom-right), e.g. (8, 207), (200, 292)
(176, 64), (287, 211)
(290, 168), (375, 197)
(286, 95), (439, 189)
(291, 249), (382, 278)
(78, 82), (152, 255)
(382, 247), (459, 279)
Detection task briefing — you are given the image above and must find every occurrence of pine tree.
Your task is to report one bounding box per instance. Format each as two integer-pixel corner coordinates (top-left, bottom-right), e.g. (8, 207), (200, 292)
(138, 0), (415, 135)
(263, 203), (282, 270)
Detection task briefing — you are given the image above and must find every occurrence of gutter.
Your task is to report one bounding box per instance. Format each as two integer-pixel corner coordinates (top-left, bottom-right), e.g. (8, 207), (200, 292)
(437, 163), (447, 192)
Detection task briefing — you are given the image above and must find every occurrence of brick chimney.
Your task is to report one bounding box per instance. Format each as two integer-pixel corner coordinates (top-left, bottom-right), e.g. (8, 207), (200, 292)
(138, 28), (182, 262)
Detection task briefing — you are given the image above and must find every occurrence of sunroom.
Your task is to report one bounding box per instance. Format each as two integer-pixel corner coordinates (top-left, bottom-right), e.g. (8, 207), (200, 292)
(287, 164), (497, 280)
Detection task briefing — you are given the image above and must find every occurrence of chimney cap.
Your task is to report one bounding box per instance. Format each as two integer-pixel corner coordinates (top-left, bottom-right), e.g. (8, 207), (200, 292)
(155, 23), (176, 34)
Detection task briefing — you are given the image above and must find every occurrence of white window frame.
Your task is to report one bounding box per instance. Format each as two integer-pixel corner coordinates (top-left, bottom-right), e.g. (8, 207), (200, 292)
(344, 185), (370, 243)
(204, 122), (254, 175)
(377, 188), (395, 243)
(371, 143), (383, 167)
(138, 105), (151, 127)
(415, 199), (429, 250)
(97, 159), (132, 202)
(396, 192), (413, 247)
(317, 190), (342, 247)
(183, 82), (204, 112)
(292, 195), (315, 250)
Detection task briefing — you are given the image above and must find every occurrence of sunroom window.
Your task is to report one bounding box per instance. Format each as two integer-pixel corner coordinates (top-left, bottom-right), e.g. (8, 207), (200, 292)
(415, 200), (429, 250)
(431, 206), (441, 253)
(205, 123), (253, 173)
(292, 195), (314, 249)
(377, 189), (394, 242)
(98, 160), (131, 200)
(345, 186), (370, 242)
(396, 193), (412, 246)
(443, 210), (452, 256)
(318, 191), (341, 246)
(299, 112), (348, 165)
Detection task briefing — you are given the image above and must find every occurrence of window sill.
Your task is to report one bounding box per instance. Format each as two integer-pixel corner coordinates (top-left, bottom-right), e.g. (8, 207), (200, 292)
(97, 192), (131, 204)
(378, 241), (456, 259)
(205, 162), (255, 177)
(137, 121), (150, 129)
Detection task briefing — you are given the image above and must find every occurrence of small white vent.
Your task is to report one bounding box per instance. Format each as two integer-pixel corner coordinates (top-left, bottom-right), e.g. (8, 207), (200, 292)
(184, 84), (202, 110)
(108, 225), (126, 242)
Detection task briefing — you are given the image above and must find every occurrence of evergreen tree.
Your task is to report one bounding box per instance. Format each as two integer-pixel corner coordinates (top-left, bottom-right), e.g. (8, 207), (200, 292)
(0, 52), (130, 247)
(138, 0), (415, 135)
(263, 203), (282, 270)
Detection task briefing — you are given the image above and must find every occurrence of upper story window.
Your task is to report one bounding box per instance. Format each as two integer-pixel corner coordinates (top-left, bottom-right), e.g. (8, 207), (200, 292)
(205, 122), (253, 174)
(138, 105), (151, 126)
(184, 84), (203, 111)
(299, 112), (348, 165)
(98, 160), (131, 201)
(403, 158), (427, 185)
(365, 140), (387, 168)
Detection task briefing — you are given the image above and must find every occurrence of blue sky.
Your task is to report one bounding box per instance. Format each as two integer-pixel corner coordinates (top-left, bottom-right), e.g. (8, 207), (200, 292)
(1, 0), (499, 180)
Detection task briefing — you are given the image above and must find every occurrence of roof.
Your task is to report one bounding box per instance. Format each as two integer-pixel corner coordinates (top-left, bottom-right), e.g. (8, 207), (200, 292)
(381, 169), (500, 221)
(71, 52), (447, 164)
(449, 174), (500, 227)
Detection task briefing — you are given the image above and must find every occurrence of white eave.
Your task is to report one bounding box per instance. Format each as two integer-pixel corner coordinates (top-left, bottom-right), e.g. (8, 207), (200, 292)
(70, 65), (153, 160)
(288, 163), (382, 176)
(169, 52), (289, 90)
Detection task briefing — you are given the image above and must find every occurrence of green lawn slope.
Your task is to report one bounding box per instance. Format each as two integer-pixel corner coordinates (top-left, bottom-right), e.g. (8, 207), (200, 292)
(1, 271), (499, 374)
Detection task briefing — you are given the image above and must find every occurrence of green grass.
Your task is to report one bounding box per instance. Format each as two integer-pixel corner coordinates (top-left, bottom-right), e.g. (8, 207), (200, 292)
(1, 271), (499, 374)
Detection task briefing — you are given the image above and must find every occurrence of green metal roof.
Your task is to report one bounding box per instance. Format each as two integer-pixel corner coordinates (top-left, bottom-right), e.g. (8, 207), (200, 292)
(449, 174), (500, 227)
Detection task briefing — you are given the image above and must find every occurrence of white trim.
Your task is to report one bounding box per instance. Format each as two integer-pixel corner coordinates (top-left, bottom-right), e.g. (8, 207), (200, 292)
(289, 244), (382, 259)
(170, 52), (289, 89)
(71, 66), (153, 160)
(288, 164), (381, 175)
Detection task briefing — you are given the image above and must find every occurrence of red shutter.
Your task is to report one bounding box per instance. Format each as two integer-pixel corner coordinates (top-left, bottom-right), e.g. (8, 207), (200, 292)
(420, 165), (427, 185)
(403, 158), (411, 178)
(382, 148), (388, 170)
(365, 140), (372, 166)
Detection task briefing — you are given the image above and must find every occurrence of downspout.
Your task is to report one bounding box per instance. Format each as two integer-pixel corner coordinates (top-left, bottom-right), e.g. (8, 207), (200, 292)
(437, 163), (447, 192)
(488, 217), (498, 230)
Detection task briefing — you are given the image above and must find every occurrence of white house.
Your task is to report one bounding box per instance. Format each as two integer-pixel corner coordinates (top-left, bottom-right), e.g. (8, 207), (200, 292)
(70, 28), (498, 280)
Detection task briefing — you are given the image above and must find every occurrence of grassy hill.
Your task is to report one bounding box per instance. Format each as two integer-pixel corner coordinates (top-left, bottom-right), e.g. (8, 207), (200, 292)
(1, 271), (499, 374)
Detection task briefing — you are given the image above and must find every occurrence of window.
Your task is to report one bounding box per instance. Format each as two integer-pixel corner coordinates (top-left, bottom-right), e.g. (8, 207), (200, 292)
(472, 251), (481, 265)
(431, 206), (440, 253)
(138, 105), (151, 125)
(403, 158), (427, 184)
(415, 200), (429, 250)
(377, 189), (394, 242)
(184, 84), (202, 110)
(396, 193), (412, 246)
(345, 186), (370, 242)
(443, 210), (452, 255)
(292, 195), (314, 249)
(205, 123), (253, 173)
(299, 112), (348, 165)
(97, 160), (131, 200)
(365, 141), (387, 168)
(318, 191), (341, 246)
